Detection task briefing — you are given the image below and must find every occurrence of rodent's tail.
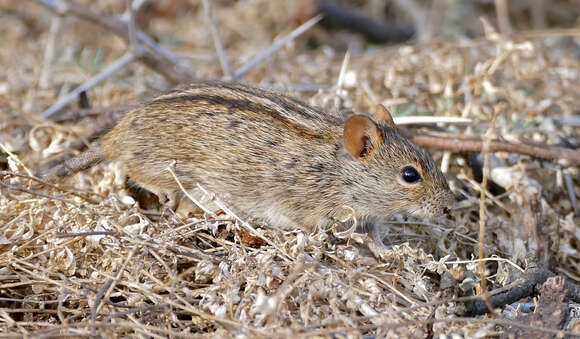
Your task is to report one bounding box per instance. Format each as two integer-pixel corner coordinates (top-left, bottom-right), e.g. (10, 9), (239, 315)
(36, 149), (103, 182)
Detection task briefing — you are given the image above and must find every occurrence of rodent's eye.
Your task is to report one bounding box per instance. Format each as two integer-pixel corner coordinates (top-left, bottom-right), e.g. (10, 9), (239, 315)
(401, 166), (421, 183)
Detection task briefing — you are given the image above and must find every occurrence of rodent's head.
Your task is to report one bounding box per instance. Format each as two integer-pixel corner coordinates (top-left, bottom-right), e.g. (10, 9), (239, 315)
(340, 105), (454, 220)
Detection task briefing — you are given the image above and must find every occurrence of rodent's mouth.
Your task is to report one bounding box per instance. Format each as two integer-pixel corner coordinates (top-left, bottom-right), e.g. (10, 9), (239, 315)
(407, 204), (448, 219)
(407, 208), (431, 218)
(404, 191), (455, 219)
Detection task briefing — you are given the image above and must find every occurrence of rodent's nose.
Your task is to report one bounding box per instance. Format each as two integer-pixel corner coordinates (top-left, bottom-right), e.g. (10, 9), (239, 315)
(443, 207), (451, 215)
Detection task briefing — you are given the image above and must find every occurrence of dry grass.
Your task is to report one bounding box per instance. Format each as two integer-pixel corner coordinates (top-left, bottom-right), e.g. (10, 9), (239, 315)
(1, 1), (579, 337)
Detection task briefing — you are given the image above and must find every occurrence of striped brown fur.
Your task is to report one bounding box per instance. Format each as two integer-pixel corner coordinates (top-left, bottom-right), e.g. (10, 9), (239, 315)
(49, 81), (455, 245)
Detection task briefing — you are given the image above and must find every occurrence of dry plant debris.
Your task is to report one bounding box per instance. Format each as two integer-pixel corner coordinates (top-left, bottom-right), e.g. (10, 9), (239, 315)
(0, 0), (579, 337)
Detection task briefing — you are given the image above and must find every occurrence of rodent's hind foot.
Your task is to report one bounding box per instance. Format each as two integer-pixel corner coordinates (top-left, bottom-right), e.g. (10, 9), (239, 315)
(175, 194), (203, 218)
(156, 191), (179, 209)
(365, 222), (394, 260)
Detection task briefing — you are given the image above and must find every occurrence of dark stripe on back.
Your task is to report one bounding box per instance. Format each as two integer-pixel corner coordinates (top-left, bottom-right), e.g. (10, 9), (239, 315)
(216, 82), (328, 121)
(150, 94), (330, 141)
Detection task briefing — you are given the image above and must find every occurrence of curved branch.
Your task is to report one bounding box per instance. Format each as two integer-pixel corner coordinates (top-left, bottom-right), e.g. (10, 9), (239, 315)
(399, 128), (580, 166)
(36, 0), (197, 84)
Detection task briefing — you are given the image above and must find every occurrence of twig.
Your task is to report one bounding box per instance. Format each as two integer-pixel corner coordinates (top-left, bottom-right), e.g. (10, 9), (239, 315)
(310, 316), (580, 337)
(425, 0), (444, 41)
(329, 48), (351, 111)
(35, 0), (197, 85)
(335, 48), (350, 92)
(202, 0), (231, 79)
(120, 0), (149, 21)
(271, 261), (312, 322)
(133, 270), (265, 336)
(362, 272), (421, 306)
(458, 174), (514, 215)
(435, 257), (524, 273)
(61, 117), (115, 152)
(0, 171), (101, 204)
(10, 320), (205, 338)
(260, 82), (330, 92)
(477, 108), (500, 314)
(2, 309), (59, 314)
(0, 181), (79, 207)
(460, 266), (580, 316)
(104, 304), (167, 321)
(195, 183), (293, 263)
(494, 0), (512, 35)
(166, 162), (216, 217)
(56, 231), (119, 238)
(391, 0), (427, 41)
(519, 28), (580, 38)
(399, 128), (580, 166)
(393, 116), (472, 125)
(91, 280), (113, 327)
(41, 52), (137, 118)
(233, 14), (323, 79)
(317, 0), (415, 43)
(563, 169), (579, 214)
(125, 0), (138, 54)
(91, 246), (138, 337)
(121, 17), (196, 81)
(0, 143), (33, 176)
(530, 0), (547, 29)
(39, 15), (63, 88)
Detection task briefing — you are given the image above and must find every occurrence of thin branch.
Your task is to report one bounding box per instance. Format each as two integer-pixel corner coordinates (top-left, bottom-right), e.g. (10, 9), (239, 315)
(36, 0), (197, 85)
(133, 30), (196, 80)
(91, 246), (138, 332)
(104, 304), (167, 321)
(195, 183), (294, 264)
(56, 231), (119, 238)
(494, 0), (512, 35)
(519, 28), (580, 38)
(202, 0), (231, 79)
(336, 48), (350, 91)
(51, 104), (132, 122)
(119, 5), (195, 79)
(316, 0), (414, 43)
(425, 0), (444, 41)
(460, 266), (580, 316)
(0, 182), (79, 207)
(39, 15), (63, 88)
(120, 0), (149, 19)
(0, 171), (101, 204)
(477, 108), (500, 314)
(530, 0), (547, 28)
(563, 169), (579, 214)
(391, 0), (427, 41)
(0, 143), (34, 177)
(393, 116), (472, 125)
(125, 0), (138, 53)
(399, 128), (580, 166)
(41, 52), (137, 118)
(233, 14), (323, 79)
(166, 161), (216, 217)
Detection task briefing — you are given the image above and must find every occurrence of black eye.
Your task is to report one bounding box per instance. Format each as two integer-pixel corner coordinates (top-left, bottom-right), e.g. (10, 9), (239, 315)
(401, 166), (421, 183)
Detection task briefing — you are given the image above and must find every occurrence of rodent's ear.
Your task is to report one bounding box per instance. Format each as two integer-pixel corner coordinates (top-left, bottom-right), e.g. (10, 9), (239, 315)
(343, 115), (383, 160)
(374, 104), (396, 129)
